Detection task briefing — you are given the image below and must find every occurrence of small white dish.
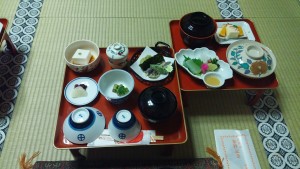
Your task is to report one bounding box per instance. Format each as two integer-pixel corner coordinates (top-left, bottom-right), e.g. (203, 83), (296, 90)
(63, 107), (105, 144)
(175, 47), (233, 81)
(130, 46), (175, 82)
(108, 109), (141, 142)
(203, 72), (225, 89)
(64, 77), (98, 106)
(246, 45), (264, 59)
(214, 21), (255, 44)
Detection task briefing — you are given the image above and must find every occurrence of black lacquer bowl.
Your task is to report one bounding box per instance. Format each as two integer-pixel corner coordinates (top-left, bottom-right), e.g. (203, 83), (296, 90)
(179, 12), (217, 48)
(138, 86), (177, 123)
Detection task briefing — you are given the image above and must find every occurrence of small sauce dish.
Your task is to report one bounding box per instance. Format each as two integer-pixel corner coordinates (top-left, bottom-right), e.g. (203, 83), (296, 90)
(246, 45), (264, 60)
(203, 72), (225, 89)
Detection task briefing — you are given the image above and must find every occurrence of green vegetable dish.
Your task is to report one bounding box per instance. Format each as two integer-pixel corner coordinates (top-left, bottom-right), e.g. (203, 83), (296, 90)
(112, 84), (129, 96)
(139, 54), (173, 79)
(183, 55), (220, 75)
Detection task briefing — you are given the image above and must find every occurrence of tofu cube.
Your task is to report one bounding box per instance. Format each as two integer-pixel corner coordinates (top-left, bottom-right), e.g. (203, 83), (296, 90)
(71, 49), (92, 65)
(226, 25), (239, 39)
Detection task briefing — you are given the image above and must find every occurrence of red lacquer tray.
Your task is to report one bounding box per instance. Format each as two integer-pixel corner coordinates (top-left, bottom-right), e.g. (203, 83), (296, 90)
(54, 48), (187, 149)
(170, 19), (279, 91)
(0, 19), (8, 42)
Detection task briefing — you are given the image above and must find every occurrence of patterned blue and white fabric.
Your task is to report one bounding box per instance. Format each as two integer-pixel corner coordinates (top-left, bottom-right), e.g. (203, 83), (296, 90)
(216, 1), (300, 168)
(246, 90), (300, 169)
(216, 0), (243, 19)
(0, 0), (43, 151)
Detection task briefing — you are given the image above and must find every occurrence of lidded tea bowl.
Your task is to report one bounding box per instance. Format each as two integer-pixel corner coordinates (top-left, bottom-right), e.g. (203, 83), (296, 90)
(106, 42), (129, 69)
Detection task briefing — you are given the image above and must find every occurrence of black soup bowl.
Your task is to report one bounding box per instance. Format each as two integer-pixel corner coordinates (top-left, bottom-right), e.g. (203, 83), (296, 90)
(179, 12), (217, 48)
(138, 86), (177, 123)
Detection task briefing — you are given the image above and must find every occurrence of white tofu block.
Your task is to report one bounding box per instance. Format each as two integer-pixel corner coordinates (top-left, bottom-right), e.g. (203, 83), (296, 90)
(226, 25), (239, 39)
(72, 49), (92, 65)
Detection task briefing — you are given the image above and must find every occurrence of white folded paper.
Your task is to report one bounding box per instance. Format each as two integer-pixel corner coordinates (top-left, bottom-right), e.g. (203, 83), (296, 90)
(87, 129), (155, 147)
(214, 129), (261, 169)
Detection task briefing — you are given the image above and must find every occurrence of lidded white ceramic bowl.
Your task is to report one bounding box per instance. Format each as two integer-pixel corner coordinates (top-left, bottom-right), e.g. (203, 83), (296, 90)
(106, 42), (128, 69)
(63, 107), (105, 144)
(64, 40), (101, 73)
(108, 109), (141, 142)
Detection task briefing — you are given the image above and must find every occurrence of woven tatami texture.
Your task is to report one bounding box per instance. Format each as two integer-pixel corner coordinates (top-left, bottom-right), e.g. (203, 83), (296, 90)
(0, 0), (300, 169)
(239, 0), (300, 18)
(41, 0), (220, 19)
(0, 0), (19, 24)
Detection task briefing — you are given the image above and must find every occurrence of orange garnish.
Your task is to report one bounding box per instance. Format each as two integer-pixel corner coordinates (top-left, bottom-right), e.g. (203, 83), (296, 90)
(19, 151), (40, 169)
(237, 26), (244, 36)
(219, 25), (227, 37)
(206, 147), (223, 169)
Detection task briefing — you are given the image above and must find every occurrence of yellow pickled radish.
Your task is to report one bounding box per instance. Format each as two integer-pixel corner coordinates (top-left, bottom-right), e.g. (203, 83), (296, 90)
(219, 25), (227, 37)
(237, 26), (244, 36)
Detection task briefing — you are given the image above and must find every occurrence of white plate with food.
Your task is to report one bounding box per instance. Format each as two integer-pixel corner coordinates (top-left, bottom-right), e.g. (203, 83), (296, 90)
(175, 47), (233, 80)
(214, 21), (255, 44)
(64, 77), (99, 106)
(130, 46), (175, 82)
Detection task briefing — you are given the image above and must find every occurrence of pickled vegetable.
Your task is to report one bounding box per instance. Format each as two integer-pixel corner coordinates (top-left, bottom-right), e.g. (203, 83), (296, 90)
(185, 59), (201, 75)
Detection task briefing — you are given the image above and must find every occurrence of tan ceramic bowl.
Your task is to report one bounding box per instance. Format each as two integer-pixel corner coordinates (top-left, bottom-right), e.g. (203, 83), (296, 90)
(64, 40), (100, 73)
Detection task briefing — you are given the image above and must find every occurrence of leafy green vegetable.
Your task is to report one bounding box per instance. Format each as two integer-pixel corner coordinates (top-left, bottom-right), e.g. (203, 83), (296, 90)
(150, 64), (168, 75)
(184, 55), (203, 66)
(183, 55), (220, 75)
(139, 54), (165, 71)
(112, 84), (129, 96)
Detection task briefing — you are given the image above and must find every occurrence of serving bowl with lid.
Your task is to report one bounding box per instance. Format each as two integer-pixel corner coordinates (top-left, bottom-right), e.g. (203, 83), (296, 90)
(64, 40), (101, 73)
(106, 42), (129, 69)
(63, 107), (105, 144)
(138, 86), (177, 123)
(179, 12), (217, 48)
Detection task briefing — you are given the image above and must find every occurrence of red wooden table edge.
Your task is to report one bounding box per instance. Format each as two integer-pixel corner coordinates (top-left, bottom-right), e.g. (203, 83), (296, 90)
(0, 18), (8, 41)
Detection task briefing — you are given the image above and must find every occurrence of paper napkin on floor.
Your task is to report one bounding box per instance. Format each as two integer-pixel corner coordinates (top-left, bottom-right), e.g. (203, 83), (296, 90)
(214, 129), (261, 169)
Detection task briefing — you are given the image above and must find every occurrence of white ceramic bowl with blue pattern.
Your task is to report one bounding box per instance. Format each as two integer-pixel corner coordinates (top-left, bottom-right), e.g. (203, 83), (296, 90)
(98, 69), (134, 104)
(108, 110), (141, 142)
(63, 107), (105, 144)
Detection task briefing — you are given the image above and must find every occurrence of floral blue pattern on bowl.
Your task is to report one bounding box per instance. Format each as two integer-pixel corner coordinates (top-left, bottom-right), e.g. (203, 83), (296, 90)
(226, 40), (276, 79)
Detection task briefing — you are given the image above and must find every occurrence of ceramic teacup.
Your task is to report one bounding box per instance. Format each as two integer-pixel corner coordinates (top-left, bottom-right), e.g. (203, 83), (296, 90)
(108, 109), (141, 142)
(63, 107), (105, 144)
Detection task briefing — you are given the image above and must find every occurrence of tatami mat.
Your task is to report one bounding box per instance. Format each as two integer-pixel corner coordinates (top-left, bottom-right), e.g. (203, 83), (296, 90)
(239, 0), (300, 18)
(41, 0), (220, 19)
(0, 1), (19, 20)
(0, 0), (300, 168)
